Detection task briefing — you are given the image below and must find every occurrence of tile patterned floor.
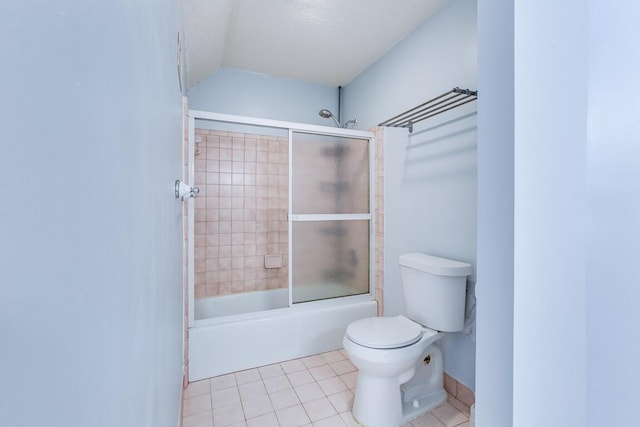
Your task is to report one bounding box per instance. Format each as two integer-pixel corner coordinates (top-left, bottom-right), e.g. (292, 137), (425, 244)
(182, 349), (470, 427)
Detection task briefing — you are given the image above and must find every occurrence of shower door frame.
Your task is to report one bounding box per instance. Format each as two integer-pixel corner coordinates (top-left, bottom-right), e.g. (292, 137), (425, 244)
(187, 111), (376, 328)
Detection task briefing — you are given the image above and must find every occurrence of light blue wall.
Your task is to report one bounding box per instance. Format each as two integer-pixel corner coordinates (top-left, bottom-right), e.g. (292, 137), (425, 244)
(0, 1), (184, 427)
(188, 68), (338, 126)
(343, 0), (478, 389)
(585, 3), (640, 425)
(475, 0), (513, 425)
(513, 0), (588, 425)
(507, 2), (640, 427)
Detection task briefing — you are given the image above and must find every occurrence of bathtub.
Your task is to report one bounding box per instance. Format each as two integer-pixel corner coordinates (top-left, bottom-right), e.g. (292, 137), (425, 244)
(194, 288), (289, 320)
(188, 290), (377, 381)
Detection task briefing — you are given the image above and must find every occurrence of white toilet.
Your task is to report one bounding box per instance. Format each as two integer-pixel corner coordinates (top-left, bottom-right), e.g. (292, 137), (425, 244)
(343, 253), (471, 427)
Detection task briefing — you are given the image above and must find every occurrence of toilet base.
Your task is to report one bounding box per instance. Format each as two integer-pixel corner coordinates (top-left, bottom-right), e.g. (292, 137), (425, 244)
(352, 380), (446, 427)
(400, 343), (446, 423)
(349, 341), (446, 427)
(401, 388), (447, 424)
(352, 374), (404, 427)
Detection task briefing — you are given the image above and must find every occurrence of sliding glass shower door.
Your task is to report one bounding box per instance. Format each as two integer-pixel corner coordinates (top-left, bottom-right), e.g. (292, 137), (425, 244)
(290, 131), (372, 304)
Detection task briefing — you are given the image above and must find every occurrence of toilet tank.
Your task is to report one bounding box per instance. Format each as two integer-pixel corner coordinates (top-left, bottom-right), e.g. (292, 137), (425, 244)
(399, 253), (472, 332)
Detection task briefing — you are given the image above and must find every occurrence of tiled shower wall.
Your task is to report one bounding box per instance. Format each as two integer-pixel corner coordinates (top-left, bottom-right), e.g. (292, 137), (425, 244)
(193, 129), (288, 298)
(373, 127), (384, 317)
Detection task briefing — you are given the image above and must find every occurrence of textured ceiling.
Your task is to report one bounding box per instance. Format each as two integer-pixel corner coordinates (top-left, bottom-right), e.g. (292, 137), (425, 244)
(183, 0), (449, 89)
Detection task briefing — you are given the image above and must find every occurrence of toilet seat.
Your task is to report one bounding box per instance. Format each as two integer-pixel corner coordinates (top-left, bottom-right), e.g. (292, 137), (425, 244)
(346, 315), (423, 349)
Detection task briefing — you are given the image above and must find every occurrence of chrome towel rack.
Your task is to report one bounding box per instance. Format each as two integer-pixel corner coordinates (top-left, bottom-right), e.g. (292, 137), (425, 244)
(378, 87), (477, 133)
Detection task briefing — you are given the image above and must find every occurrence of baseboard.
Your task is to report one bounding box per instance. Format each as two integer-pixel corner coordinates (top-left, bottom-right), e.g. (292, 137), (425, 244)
(443, 373), (475, 415)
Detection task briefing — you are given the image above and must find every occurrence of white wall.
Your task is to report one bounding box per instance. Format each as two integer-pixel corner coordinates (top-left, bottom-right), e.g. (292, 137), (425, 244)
(585, 3), (640, 425)
(0, 1), (184, 426)
(188, 68), (338, 126)
(513, 0), (588, 425)
(475, 0), (513, 425)
(343, 0), (478, 389)
(507, 2), (640, 427)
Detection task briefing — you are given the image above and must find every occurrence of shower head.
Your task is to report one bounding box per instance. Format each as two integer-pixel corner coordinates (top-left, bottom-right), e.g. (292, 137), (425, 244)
(318, 108), (341, 128)
(319, 109), (333, 119)
(318, 108), (358, 129)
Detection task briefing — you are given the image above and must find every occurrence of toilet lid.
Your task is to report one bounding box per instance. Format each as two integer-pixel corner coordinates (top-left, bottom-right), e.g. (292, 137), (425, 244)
(346, 316), (423, 349)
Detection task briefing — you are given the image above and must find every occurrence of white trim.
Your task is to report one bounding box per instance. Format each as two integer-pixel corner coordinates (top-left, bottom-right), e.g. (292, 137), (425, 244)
(369, 134), (377, 302)
(187, 116), (195, 328)
(288, 129), (294, 308)
(190, 110), (374, 139)
(290, 214), (372, 221)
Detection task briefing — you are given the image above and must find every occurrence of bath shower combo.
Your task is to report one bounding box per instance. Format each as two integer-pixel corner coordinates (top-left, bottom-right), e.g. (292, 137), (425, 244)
(185, 110), (376, 380)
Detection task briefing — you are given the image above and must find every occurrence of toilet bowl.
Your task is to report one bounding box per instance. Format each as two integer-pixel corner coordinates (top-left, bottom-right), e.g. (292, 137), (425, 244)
(343, 316), (446, 427)
(343, 253), (472, 427)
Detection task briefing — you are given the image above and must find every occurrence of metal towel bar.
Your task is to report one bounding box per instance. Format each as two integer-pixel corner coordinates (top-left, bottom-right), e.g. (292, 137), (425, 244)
(378, 87), (477, 133)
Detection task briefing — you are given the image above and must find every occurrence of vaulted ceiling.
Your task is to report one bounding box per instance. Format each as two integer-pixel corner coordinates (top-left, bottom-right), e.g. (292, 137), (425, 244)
(183, 0), (449, 90)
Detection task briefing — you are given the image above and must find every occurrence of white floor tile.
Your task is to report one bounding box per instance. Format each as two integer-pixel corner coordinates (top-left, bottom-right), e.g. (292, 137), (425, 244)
(182, 411), (213, 427)
(259, 363), (285, 379)
(339, 371), (358, 390)
(211, 373), (237, 392)
(183, 393), (212, 416)
(317, 376), (347, 396)
(294, 382), (325, 403)
(447, 395), (471, 416)
(431, 402), (469, 427)
(276, 404), (312, 427)
(313, 414), (347, 427)
(320, 350), (346, 364)
(239, 380), (267, 401)
(339, 411), (360, 427)
(212, 402), (245, 427)
(309, 365), (336, 382)
(235, 368), (261, 385)
(301, 354), (326, 369)
(184, 380), (211, 398)
(264, 374), (292, 393)
(246, 412), (279, 427)
(269, 387), (301, 411)
(302, 397), (337, 422)
(212, 386), (240, 409)
(182, 350), (470, 427)
(329, 360), (356, 376)
(411, 412), (446, 427)
(242, 395), (274, 419)
(280, 359), (307, 374)
(288, 370), (315, 386)
(326, 390), (353, 413)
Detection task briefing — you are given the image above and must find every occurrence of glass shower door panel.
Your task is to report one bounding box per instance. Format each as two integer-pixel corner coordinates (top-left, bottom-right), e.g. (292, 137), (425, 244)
(292, 133), (369, 215)
(291, 131), (372, 305)
(292, 220), (370, 303)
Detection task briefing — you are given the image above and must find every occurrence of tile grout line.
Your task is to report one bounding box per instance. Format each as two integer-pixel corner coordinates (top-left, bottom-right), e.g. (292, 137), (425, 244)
(183, 350), (470, 427)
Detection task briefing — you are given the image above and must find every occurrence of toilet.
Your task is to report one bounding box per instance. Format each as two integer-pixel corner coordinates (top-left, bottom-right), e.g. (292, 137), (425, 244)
(343, 253), (471, 427)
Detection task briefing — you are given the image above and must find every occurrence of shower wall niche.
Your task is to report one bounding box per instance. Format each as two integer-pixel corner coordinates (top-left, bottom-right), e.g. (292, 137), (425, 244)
(193, 127), (288, 298)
